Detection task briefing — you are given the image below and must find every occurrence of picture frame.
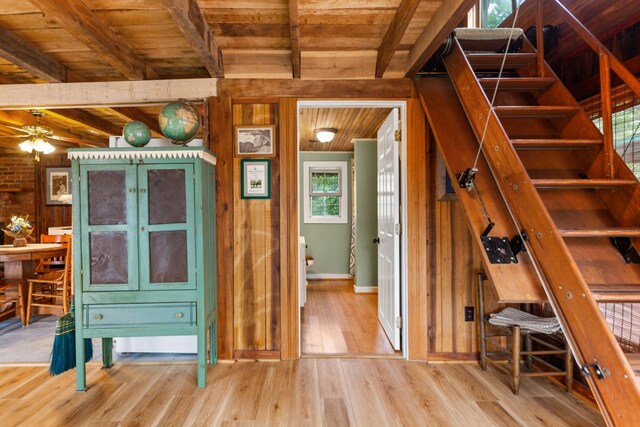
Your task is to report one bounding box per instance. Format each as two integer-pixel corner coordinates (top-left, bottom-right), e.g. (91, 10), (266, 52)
(46, 167), (72, 205)
(241, 159), (271, 199)
(235, 125), (276, 157)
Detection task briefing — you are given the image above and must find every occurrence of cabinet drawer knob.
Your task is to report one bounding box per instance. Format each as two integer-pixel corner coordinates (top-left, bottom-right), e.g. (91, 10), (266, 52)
(175, 312), (184, 319)
(94, 314), (103, 320)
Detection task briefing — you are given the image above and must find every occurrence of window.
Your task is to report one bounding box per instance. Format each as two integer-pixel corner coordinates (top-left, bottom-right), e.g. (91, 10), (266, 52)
(303, 161), (348, 224)
(481, 0), (524, 28)
(584, 85), (640, 179)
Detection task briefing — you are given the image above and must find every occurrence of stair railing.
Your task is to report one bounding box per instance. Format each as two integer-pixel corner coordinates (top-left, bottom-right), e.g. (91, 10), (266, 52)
(537, 0), (640, 179)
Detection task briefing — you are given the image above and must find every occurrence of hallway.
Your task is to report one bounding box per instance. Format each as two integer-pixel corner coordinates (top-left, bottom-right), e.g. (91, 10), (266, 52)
(301, 279), (399, 356)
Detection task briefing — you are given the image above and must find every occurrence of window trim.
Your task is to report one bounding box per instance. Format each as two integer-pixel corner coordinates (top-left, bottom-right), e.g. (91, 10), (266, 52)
(303, 161), (348, 224)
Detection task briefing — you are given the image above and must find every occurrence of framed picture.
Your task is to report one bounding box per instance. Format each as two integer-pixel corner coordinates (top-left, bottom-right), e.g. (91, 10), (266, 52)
(46, 167), (72, 205)
(235, 125), (276, 157)
(241, 159), (270, 199)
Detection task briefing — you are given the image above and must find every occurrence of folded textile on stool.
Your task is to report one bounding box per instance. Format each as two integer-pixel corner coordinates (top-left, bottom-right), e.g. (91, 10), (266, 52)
(489, 307), (562, 334)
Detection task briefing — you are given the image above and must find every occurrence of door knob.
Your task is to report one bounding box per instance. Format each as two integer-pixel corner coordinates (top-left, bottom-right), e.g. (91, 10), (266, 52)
(373, 237), (380, 244)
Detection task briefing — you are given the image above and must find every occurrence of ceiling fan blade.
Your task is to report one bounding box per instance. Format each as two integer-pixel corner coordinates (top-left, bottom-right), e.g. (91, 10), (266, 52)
(0, 121), (27, 133)
(48, 134), (93, 144)
(0, 134), (29, 139)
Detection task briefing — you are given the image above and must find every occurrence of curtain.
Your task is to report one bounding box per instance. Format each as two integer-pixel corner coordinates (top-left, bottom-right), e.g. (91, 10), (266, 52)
(349, 158), (356, 280)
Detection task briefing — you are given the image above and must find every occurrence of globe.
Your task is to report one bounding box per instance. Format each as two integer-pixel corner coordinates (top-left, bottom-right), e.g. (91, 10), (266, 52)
(122, 121), (151, 147)
(158, 100), (201, 145)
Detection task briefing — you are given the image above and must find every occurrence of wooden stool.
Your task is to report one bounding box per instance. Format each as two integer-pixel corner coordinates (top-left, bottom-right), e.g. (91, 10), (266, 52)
(477, 273), (573, 395)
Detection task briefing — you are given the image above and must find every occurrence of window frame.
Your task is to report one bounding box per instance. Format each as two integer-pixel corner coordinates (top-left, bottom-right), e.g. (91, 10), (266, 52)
(302, 160), (348, 224)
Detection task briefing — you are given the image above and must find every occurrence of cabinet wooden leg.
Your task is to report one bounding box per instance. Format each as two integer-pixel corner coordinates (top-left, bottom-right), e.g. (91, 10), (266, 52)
(76, 336), (86, 391)
(102, 338), (113, 368)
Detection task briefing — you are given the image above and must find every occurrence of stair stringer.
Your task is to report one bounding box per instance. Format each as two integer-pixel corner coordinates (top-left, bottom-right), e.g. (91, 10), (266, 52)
(441, 40), (640, 425)
(416, 77), (545, 303)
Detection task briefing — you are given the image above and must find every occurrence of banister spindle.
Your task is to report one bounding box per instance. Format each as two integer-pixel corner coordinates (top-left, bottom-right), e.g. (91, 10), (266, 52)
(599, 52), (614, 178)
(536, 0), (545, 77)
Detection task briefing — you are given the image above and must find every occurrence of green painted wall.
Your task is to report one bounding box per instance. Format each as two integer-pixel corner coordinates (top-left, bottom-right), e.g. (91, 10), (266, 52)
(299, 152), (353, 275)
(354, 140), (378, 288)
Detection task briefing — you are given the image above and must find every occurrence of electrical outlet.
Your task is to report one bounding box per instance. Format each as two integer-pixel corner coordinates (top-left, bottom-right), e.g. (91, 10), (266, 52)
(464, 306), (474, 322)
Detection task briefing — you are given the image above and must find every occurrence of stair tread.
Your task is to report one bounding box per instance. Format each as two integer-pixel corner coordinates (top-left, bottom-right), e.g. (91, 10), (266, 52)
(479, 77), (556, 91)
(511, 138), (602, 148)
(532, 178), (637, 188)
(467, 52), (537, 68)
(589, 284), (640, 303)
(494, 105), (581, 118)
(590, 284), (640, 293)
(559, 227), (640, 237)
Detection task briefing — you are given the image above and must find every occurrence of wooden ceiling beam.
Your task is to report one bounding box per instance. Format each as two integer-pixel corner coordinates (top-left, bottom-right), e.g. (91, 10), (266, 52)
(110, 107), (163, 137)
(0, 79), (217, 109)
(44, 109), (122, 137)
(289, 0), (301, 78)
(375, 0), (421, 78)
(162, 0), (224, 78)
(27, 0), (150, 80)
(217, 79), (415, 98)
(0, 26), (67, 83)
(0, 26), (160, 139)
(404, 0), (475, 77)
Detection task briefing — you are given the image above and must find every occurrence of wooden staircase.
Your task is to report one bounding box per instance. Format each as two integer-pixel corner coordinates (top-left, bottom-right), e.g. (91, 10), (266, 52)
(416, 30), (640, 426)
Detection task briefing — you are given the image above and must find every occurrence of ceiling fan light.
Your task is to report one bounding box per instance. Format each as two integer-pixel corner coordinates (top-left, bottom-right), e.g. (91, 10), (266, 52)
(19, 139), (34, 153)
(315, 128), (337, 143)
(32, 137), (48, 152)
(41, 141), (56, 154)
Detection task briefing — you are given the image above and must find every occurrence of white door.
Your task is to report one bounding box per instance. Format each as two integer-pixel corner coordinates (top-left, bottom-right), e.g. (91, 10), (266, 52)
(377, 108), (401, 350)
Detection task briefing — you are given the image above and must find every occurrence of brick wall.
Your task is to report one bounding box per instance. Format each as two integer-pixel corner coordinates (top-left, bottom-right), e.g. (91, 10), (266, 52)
(0, 153), (37, 234)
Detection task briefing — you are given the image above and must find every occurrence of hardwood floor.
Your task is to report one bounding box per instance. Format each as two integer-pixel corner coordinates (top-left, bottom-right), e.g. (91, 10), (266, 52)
(0, 359), (604, 426)
(301, 280), (399, 356)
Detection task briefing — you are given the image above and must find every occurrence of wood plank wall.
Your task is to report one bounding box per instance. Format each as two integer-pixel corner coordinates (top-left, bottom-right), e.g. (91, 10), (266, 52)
(232, 102), (281, 359)
(426, 128), (484, 361)
(209, 94), (481, 362)
(36, 154), (72, 237)
(210, 99), (282, 360)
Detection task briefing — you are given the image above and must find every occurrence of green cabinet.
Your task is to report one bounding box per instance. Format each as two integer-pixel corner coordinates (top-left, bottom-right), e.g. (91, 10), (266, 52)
(70, 147), (217, 390)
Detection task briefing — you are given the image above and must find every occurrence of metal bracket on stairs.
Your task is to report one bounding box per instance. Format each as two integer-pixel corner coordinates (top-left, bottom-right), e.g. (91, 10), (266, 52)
(481, 232), (526, 264)
(610, 237), (640, 264)
(457, 167), (527, 265)
(580, 362), (610, 380)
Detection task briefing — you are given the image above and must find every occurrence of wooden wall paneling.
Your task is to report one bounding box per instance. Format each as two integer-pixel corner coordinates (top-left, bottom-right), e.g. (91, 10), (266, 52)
(425, 139), (483, 359)
(279, 98), (298, 360)
(232, 102), (280, 356)
(209, 96), (234, 360)
(268, 105), (281, 351)
(406, 98), (429, 361)
(37, 153), (72, 237)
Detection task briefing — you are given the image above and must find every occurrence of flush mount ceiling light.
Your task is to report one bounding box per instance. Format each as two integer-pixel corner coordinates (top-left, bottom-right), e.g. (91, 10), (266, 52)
(315, 128), (337, 143)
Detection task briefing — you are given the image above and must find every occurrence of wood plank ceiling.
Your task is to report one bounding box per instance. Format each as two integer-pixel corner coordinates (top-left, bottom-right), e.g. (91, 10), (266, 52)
(1, 0), (632, 152)
(299, 107), (391, 151)
(0, 0), (467, 153)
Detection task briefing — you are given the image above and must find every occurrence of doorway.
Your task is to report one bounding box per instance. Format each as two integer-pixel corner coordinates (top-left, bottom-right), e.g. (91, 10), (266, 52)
(296, 100), (408, 358)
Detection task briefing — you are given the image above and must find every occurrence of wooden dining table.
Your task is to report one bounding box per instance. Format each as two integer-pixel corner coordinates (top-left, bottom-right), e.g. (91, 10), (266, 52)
(0, 243), (67, 323)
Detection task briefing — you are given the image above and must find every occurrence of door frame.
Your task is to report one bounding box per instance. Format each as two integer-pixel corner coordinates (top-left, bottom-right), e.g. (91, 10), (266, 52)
(295, 100), (409, 359)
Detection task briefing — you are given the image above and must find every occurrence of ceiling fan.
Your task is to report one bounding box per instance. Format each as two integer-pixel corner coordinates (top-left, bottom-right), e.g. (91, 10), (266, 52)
(0, 110), (96, 160)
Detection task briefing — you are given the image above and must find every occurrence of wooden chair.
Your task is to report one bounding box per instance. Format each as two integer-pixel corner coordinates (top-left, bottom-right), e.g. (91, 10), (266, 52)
(25, 239), (72, 325)
(0, 279), (24, 325)
(477, 273), (573, 395)
(34, 234), (70, 273)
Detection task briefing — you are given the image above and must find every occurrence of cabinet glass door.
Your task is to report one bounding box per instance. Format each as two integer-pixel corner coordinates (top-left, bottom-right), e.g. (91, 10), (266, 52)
(138, 164), (196, 290)
(80, 164), (139, 291)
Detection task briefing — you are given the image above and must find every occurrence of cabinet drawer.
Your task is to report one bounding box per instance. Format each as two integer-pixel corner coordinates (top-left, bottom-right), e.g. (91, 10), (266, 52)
(85, 303), (196, 328)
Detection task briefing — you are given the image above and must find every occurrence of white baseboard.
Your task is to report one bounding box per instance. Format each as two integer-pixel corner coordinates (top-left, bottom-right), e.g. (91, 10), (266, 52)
(353, 286), (378, 293)
(306, 274), (352, 280)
